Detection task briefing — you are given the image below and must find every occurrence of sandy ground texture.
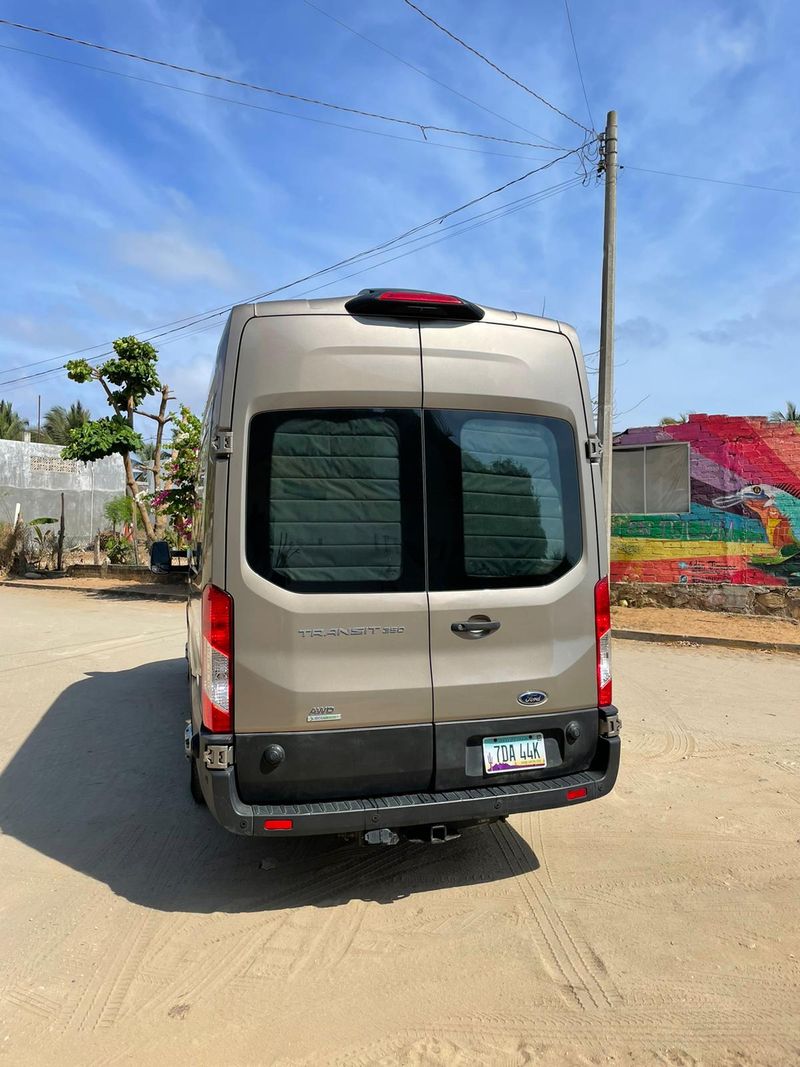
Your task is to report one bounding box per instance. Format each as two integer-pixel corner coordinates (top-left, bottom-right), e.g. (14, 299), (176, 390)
(0, 586), (798, 1067)
(614, 604), (800, 646)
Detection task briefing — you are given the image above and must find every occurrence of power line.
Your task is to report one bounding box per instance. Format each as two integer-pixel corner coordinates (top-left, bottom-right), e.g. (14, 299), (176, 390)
(401, 0), (594, 136)
(0, 44), (557, 166)
(301, 0), (562, 148)
(563, 0), (595, 132)
(621, 164), (800, 196)
(2, 176), (584, 394)
(0, 154), (587, 389)
(0, 19), (565, 152)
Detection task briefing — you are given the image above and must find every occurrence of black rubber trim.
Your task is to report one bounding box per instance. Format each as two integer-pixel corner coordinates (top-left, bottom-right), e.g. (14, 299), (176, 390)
(200, 727), (620, 837)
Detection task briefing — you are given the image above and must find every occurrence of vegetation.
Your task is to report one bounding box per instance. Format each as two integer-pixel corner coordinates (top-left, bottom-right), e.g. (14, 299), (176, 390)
(104, 495), (134, 532)
(658, 412), (693, 426)
(104, 535), (132, 565)
(769, 401), (800, 423)
(151, 405), (201, 544)
(42, 401), (91, 445)
(0, 400), (28, 440)
(62, 336), (173, 542)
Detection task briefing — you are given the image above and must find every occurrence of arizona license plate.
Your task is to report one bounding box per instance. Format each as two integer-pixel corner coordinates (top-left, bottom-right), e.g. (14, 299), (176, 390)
(483, 732), (547, 774)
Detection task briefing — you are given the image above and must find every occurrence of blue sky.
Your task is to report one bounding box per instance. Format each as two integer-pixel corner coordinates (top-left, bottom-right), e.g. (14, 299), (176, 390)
(1, 0), (798, 433)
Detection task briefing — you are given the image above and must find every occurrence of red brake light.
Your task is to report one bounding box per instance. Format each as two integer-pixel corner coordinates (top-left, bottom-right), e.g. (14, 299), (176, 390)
(264, 819), (293, 831)
(595, 577), (612, 707)
(202, 584), (233, 732)
(378, 290), (462, 304)
(566, 787), (588, 801)
(344, 288), (484, 321)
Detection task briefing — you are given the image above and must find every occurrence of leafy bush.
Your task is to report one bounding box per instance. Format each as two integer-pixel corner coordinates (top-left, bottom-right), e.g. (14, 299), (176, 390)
(105, 536), (132, 565)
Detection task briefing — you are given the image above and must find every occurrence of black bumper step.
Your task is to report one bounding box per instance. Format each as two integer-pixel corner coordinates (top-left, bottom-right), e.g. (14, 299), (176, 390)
(203, 737), (620, 837)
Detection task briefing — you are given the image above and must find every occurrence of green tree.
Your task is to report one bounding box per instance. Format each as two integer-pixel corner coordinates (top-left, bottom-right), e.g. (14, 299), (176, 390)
(769, 401), (800, 423)
(103, 494), (134, 532)
(62, 336), (173, 542)
(42, 401), (91, 445)
(0, 400), (28, 440)
(152, 405), (201, 545)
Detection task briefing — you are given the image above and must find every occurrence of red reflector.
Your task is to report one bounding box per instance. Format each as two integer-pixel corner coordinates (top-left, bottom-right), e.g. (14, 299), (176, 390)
(566, 787), (588, 801)
(263, 819), (293, 831)
(377, 290), (462, 305)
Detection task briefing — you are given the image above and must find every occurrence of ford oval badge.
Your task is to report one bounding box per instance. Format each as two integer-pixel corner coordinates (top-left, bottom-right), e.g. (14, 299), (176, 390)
(517, 690), (548, 707)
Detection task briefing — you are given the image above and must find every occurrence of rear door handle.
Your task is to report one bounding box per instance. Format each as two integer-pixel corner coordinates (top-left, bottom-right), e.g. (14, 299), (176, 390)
(451, 619), (501, 636)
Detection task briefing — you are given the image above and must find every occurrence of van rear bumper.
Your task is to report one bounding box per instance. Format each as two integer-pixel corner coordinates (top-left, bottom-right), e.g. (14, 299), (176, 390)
(201, 733), (621, 837)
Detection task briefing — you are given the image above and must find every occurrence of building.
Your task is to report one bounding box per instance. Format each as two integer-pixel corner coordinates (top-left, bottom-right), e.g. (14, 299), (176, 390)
(0, 438), (127, 546)
(611, 415), (800, 588)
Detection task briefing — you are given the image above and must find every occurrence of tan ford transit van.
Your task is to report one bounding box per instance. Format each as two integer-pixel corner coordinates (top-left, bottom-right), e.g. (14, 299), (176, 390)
(184, 288), (620, 842)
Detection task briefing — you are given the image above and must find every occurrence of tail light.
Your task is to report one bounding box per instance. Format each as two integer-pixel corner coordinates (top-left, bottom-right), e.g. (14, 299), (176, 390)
(594, 577), (612, 707)
(344, 287), (484, 320)
(202, 584), (233, 731)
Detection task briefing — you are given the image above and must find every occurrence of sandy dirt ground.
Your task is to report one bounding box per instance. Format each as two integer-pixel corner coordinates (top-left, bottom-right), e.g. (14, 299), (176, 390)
(614, 605), (800, 645)
(0, 586), (798, 1066)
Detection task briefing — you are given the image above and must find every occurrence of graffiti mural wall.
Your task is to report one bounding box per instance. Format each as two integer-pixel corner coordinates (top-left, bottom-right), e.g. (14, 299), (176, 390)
(611, 415), (800, 587)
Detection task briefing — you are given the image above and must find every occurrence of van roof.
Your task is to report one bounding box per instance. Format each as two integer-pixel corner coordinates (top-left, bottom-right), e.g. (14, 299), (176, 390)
(239, 295), (565, 335)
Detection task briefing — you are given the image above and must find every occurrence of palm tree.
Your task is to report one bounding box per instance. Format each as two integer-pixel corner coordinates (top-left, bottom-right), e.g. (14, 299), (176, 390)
(659, 412), (693, 426)
(769, 401), (800, 423)
(0, 400), (28, 440)
(41, 401), (91, 445)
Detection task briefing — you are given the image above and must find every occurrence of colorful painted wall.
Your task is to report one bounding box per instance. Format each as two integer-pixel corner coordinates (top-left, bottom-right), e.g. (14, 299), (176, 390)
(611, 415), (800, 587)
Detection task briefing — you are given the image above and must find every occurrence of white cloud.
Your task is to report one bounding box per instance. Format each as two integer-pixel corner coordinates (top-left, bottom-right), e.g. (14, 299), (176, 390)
(115, 228), (237, 285)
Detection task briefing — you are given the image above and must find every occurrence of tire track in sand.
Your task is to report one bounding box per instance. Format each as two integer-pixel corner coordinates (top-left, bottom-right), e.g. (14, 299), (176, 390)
(491, 819), (622, 1011)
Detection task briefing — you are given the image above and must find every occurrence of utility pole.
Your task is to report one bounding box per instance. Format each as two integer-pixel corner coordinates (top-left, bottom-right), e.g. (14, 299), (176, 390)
(37, 395), (41, 443)
(597, 110), (617, 572)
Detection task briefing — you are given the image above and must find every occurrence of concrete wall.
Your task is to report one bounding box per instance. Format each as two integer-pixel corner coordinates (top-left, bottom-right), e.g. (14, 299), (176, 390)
(0, 440), (127, 546)
(612, 415), (800, 588)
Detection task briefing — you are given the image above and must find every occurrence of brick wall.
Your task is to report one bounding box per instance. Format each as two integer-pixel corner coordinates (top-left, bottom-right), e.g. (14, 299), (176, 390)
(611, 415), (800, 588)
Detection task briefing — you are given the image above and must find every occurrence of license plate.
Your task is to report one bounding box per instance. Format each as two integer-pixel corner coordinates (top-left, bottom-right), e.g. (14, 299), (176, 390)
(483, 732), (546, 774)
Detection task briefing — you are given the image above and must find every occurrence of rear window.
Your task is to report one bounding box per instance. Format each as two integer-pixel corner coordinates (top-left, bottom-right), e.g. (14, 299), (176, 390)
(424, 410), (582, 590)
(246, 409), (424, 593)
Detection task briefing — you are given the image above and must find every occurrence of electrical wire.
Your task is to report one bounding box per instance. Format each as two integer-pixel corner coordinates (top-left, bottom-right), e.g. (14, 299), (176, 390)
(562, 0), (595, 132)
(0, 43), (557, 166)
(2, 176), (583, 394)
(0, 160), (587, 389)
(0, 19), (566, 152)
(621, 164), (800, 196)
(301, 0), (562, 148)
(400, 0), (594, 136)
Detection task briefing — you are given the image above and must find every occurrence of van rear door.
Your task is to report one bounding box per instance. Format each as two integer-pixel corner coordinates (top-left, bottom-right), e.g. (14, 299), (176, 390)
(224, 313), (433, 804)
(421, 320), (601, 792)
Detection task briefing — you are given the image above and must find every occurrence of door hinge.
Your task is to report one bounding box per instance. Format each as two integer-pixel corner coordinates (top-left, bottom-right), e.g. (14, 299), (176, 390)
(599, 712), (620, 737)
(204, 744), (234, 769)
(585, 435), (602, 463)
(212, 430), (233, 457)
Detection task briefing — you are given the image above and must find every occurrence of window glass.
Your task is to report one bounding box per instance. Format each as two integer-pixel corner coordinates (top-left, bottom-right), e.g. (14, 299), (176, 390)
(425, 410), (582, 590)
(612, 443), (690, 514)
(246, 409), (424, 592)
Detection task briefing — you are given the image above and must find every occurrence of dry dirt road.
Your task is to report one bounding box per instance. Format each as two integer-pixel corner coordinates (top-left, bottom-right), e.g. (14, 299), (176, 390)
(0, 585), (798, 1067)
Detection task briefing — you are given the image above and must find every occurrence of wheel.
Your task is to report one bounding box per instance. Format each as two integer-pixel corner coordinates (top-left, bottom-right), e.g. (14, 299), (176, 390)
(190, 755), (206, 806)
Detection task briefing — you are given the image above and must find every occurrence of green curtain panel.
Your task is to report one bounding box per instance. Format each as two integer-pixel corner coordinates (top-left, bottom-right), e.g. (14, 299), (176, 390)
(270, 416), (402, 582)
(460, 418), (565, 577)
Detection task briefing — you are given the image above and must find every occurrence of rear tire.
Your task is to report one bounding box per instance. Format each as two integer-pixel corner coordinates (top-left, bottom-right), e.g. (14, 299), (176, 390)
(190, 756), (206, 806)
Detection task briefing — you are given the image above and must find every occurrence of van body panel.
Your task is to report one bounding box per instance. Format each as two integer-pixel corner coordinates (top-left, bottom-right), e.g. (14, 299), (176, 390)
(224, 315), (432, 779)
(420, 321), (600, 789)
